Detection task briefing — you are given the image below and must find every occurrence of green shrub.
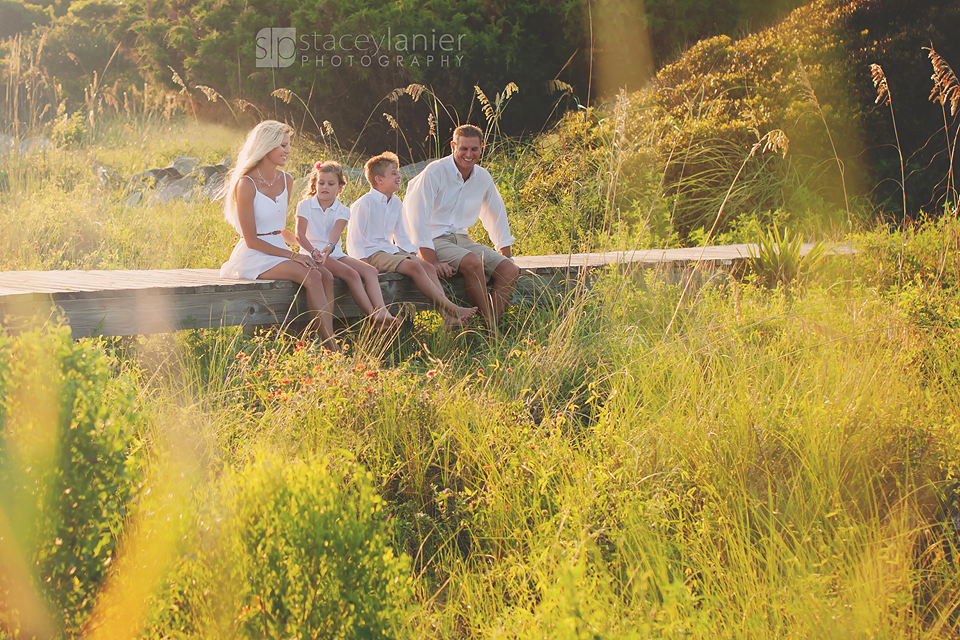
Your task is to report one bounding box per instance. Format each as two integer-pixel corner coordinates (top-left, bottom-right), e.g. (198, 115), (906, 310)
(0, 324), (145, 638)
(748, 226), (832, 288)
(0, 0), (51, 39)
(147, 456), (413, 639)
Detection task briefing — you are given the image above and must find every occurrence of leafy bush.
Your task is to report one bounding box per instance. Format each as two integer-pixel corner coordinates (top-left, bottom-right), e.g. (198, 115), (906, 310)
(748, 226), (832, 288)
(0, 0), (50, 39)
(147, 456), (413, 639)
(0, 324), (144, 638)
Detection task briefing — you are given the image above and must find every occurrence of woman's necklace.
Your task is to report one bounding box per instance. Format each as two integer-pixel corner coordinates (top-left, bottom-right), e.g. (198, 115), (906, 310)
(256, 165), (280, 187)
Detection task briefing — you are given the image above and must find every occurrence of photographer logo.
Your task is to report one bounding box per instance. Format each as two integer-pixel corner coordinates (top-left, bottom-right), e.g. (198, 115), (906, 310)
(256, 28), (297, 68)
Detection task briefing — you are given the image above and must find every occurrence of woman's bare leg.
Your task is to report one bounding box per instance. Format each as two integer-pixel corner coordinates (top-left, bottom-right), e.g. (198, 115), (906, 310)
(259, 260), (339, 351)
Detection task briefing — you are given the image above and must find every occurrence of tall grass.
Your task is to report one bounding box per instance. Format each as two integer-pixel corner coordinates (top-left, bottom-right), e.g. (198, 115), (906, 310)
(4, 229), (959, 637)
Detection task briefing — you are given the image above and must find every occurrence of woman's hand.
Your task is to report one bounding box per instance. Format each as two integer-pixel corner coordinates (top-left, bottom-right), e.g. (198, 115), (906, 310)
(292, 254), (318, 269)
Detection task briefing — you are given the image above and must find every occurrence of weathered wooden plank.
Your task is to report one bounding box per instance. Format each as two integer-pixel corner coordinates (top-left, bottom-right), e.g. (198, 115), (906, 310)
(0, 243), (854, 338)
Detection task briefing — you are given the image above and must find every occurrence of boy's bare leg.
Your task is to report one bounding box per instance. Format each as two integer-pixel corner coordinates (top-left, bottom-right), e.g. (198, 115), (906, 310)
(325, 257), (399, 328)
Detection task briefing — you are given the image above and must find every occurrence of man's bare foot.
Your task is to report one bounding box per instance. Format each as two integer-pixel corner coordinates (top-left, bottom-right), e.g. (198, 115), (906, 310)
(444, 306), (478, 331)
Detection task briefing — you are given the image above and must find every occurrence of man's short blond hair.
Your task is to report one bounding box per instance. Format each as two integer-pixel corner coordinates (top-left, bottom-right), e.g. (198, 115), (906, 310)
(452, 124), (483, 144)
(364, 151), (399, 187)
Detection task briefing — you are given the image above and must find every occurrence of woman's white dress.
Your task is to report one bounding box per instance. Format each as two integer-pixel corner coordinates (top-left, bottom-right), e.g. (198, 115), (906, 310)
(220, 176), (291, 279)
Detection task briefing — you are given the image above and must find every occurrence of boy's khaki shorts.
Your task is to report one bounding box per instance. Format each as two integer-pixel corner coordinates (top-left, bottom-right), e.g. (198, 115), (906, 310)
(365, 249), (416, 273)
(433, 233), (508, 279)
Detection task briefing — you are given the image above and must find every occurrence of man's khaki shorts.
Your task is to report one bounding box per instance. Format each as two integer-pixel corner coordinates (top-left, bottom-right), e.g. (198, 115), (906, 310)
(365, 249), (417, 273)
(433, 233), (508, 279)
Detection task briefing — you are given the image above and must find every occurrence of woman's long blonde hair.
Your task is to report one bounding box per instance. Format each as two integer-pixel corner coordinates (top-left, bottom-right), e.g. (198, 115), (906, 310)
(220, 120), (294, 232)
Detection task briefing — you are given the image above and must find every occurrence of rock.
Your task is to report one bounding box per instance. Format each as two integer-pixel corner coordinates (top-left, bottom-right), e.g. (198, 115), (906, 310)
(167, 155), (199, 176)
(217, 156), (232, 167)
(343, 166), (365, 181)
(399, 158), (435, 179)
(18, 136), (53, 155)
(142, 167), (183, 186)
(95, 165), (124, 190)
(196, 164), (229, 184)
(151, 176), (195, 202)
(0, 135), (15, 155)
(200, 180), (225, 200)
(125, 191), (143, 206)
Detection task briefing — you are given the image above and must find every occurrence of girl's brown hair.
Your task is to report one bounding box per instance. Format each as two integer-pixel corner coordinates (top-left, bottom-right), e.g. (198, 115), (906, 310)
(301, 160), (346, 201)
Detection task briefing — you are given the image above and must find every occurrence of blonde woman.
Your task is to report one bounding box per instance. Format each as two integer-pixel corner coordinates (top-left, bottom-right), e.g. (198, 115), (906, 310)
(219, 120), (338, 351)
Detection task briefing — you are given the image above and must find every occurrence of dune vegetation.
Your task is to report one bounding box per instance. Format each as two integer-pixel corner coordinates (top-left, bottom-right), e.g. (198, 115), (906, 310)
(1, 0), (960, 637)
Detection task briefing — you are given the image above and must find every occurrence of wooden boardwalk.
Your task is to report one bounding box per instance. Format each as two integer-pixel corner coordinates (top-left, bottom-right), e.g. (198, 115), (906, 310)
(0, 243), (850, 338)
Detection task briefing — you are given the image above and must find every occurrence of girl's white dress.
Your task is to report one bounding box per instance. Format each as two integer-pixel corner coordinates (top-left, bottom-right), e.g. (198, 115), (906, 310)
(220, 175), (291, 279)
(295, 196), (350, 260)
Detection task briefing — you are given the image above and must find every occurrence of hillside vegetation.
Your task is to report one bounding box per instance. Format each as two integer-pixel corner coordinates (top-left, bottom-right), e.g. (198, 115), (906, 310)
(1, 1), (960, 638)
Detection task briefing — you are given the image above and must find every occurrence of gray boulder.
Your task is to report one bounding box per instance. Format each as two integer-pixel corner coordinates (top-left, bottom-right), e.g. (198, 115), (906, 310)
(399, 158), (435, 179)
(18, 136), (53, 155)
(0, 135), (15, 155)
(151, 176), (196, 202)
(167, 155), (200, 176)
(96, 165), (124, 190)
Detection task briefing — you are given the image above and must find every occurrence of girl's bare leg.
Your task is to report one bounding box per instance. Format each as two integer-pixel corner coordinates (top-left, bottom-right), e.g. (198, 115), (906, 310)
(327, 257), (400, 327)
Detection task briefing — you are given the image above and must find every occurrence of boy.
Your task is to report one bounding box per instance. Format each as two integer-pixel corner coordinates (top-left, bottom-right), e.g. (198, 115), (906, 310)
(346, 151), (477, 328)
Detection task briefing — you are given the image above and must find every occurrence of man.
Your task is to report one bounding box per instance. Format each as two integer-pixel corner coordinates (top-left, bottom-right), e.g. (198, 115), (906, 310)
(402, 125), (520, 325)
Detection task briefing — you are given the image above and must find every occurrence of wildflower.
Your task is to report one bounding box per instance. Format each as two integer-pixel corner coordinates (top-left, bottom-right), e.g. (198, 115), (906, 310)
(365, 370), (378, 379)
(296, 341), (306, 348)
(426, 369), (437, 378)
(356, 363), (366, 372)
(254, 372), (262, 378)
(314, 364), (323, 372)
(280, 378), (291, 385)
(235, 352), (244, 358)
(243, 356), (250, 362)
(477, 367), (484, 375)
(366, 387), (376, 394)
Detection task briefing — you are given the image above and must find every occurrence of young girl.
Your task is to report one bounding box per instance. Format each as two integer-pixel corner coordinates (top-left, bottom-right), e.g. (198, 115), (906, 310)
(219, 121), (339, 351)
(296, 161), (400, 328)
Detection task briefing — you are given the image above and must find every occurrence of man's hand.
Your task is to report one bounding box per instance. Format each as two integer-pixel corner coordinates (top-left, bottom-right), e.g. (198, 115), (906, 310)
(419, 247), (456, 277)
(500, 245), (513, 259)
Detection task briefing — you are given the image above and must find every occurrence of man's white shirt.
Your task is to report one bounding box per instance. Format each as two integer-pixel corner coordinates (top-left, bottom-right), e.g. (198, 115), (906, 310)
(346, 188), (415, 259)
(402, 155), (515, 252)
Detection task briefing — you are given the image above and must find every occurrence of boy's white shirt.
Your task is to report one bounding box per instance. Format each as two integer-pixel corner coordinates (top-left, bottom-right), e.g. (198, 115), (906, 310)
(346, 188), (415, 259)
(295, 196), (350, 255)
(401, 155), (515, 251)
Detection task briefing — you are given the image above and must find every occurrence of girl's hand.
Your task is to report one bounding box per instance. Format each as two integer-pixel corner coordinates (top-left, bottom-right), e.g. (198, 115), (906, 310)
(310, 247), (324, 264)
(320, 242), (335, 263)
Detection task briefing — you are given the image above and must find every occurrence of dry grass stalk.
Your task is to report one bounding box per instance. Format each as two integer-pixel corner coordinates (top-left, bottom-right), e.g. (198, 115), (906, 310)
(926, 46), (960, 116)
(870, 63), (907, 222)
(870, 64), (890, 106)
(271, 88), (294, 104)
(924, 46), (959, 208)
(796, 56), (850, 228)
